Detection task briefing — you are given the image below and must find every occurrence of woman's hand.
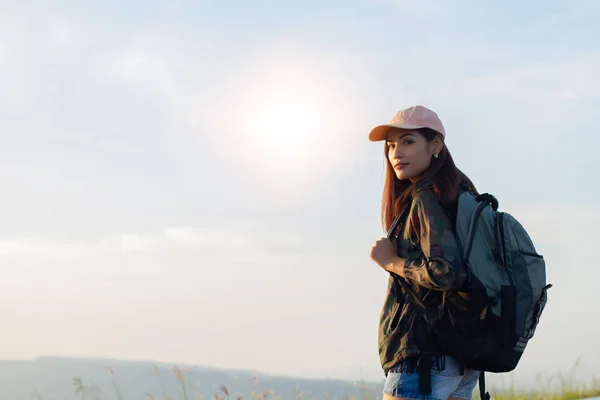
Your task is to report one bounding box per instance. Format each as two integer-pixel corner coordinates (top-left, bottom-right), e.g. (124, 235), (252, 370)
(370, 238), (399, 272)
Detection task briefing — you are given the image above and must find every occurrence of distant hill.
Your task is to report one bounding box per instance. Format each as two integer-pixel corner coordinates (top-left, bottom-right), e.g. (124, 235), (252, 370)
(0, 357), (383, 400)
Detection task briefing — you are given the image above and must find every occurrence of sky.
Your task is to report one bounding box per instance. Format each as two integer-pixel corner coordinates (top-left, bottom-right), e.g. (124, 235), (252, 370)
(0, 0), (599, 391)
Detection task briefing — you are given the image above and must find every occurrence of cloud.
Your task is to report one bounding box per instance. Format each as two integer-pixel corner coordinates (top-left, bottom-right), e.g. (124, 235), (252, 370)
(49, 16), (74, 47)
(118, 226), (253, 251)
(0, 238), (94, 259)
(101, 45), (180, 100)
(163, 227), (206, 246)
(0, 227), (230, 259)
(0, 223), (305, 259)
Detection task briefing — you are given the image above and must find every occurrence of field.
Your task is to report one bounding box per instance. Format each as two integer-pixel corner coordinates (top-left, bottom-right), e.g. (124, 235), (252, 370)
(37, 360), (599, 400)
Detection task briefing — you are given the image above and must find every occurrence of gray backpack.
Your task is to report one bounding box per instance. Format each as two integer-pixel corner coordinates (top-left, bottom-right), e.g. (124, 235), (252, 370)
(462, 193), (551, 343)
(394, 191), (553, 400)
(442, 191), (552, 399)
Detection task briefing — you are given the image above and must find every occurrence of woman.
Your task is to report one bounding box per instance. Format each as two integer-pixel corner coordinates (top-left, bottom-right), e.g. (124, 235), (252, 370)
(368, 105), (481, 400)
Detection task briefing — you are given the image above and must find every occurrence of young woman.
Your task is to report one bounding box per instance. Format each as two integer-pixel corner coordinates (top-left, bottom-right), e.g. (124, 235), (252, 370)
(368, 105), (481, 400)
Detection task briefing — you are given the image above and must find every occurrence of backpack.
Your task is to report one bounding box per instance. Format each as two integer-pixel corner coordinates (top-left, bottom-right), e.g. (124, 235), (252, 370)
(391, 191), (552, 399)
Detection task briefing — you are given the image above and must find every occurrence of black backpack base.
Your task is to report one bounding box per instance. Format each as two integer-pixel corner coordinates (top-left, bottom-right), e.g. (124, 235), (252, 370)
(432, 310), (523, 373)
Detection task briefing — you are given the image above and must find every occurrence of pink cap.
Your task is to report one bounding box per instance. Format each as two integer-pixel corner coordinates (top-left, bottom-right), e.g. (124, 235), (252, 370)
(368, 105), (446, 141)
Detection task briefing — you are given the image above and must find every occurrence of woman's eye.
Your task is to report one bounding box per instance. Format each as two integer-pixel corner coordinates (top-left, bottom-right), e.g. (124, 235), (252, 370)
(403, 140), (413, 145)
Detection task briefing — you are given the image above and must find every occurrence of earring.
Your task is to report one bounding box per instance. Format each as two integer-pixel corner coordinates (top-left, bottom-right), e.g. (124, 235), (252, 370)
(433, 153), (439, 159)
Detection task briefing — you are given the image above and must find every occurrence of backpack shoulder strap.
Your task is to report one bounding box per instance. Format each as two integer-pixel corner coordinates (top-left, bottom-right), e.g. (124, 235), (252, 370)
(479, 371), (490, 400)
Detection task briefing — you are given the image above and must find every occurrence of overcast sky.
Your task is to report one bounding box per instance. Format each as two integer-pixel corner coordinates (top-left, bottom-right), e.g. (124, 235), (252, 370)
(0, 0), (598, 390)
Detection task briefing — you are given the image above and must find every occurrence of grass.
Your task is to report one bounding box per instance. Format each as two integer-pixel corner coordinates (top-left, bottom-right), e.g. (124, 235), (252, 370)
(477, 357), (600, 400)
(34, 361), (600, 400)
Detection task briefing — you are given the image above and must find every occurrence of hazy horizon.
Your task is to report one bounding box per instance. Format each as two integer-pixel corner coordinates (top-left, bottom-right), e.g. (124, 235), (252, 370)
(1, 0), (598, 391)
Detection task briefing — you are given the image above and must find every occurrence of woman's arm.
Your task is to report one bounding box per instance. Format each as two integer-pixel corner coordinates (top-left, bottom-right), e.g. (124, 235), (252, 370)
(386, 190), (467, 291)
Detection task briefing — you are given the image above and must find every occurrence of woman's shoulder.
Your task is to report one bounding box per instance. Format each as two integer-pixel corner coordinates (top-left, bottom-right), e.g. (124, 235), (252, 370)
(411, 179), (459, 225)
(412, 179), (439, 206)
(414, 177), (434, 194)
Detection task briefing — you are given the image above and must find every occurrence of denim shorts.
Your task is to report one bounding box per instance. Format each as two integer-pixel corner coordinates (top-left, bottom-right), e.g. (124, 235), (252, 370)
(383, 355), (480, 400)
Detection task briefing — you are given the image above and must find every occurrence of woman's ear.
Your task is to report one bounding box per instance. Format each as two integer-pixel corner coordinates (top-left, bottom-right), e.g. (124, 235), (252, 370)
(431, 135), (444, 156)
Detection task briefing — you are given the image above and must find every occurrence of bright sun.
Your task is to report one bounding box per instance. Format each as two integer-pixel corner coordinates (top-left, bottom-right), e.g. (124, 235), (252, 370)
(243, 86), (326, 162)
(210, 46), (360, 193)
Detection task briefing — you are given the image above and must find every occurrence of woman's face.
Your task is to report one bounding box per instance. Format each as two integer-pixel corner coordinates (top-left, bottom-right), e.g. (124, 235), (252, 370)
(386, 128), (441, 181)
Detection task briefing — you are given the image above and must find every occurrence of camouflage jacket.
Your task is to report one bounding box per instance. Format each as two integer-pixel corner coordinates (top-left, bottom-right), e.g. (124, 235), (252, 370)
(378, 180), (468, 376)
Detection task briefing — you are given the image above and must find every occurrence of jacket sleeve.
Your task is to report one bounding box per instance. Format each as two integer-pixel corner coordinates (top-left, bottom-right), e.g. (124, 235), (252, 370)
(399, 190), (467, 291)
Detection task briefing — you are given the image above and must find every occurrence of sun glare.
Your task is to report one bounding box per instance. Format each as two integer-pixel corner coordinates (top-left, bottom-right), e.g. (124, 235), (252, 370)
(243, 88), (325, 162)
(208, 46), (362, 195)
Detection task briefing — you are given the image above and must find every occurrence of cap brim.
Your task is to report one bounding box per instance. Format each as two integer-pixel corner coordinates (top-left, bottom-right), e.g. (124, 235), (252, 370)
(368, 123), (425, 142)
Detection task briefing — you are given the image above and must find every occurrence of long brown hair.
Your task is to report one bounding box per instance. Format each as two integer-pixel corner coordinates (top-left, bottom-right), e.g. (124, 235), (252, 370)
(381, 128), (478, 231)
